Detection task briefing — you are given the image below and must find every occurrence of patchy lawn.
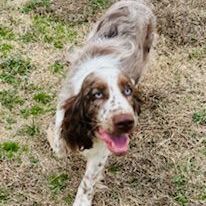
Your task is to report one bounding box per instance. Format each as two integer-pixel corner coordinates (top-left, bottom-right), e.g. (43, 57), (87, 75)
(0, 0), (205, 205)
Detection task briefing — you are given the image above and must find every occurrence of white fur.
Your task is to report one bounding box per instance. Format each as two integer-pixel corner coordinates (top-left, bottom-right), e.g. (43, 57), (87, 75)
(47, 0), (156, 205)
(73, 140), (110, 206)
(96, 68), (137, 131)
(71, 56), (119, 94)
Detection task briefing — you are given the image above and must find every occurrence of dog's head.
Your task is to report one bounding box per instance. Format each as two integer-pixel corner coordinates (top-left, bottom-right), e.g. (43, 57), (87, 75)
(61, 68), (141, 155)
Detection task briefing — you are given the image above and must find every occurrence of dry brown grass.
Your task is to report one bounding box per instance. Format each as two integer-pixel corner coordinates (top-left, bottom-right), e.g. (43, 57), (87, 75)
(0, 0), (206, 206)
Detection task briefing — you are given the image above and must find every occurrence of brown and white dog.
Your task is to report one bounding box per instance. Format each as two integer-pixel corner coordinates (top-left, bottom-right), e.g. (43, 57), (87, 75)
(47, 1), (156, 205)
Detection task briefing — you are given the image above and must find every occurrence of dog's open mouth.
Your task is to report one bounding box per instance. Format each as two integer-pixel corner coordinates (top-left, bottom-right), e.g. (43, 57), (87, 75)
(98, 129), (129, 155)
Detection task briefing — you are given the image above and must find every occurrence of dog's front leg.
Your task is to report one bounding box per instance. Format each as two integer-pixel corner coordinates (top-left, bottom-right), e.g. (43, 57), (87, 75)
(73, 148), (109, 206)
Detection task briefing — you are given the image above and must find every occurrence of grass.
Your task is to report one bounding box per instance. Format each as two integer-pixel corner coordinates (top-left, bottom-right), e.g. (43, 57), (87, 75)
(21, 0), (51, 14)
(0, 89), (24, 110)
(89, 0), (109, 10)
(0, 141), (20, 159)
(33, 92), (52, 104)
(0, 43), (13, 57)
(0, 188), (9, 203)
(108, 162), (122, 174)
(188, 46), (206, 60)
(0, 56), (33, 85)
(49, 61), (64, 74)
(64, 193), (74, 205)
(0, 0), (206, 205)
(200, 188), (206, 201)
(48, 173), (69, 193)
(193, 109), (206, 125)
(20, 122), (40, 137)
(20, 105), (46, 118)
(172, 174), (188, 205)
(0, 26), (15, 40)
(21, 16), (77, 48)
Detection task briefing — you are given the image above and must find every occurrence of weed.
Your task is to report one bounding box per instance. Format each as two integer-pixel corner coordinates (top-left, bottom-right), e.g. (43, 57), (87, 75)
(29, 155), (39, 164)
(49, 61), (64, 74)
(65, 193), (74, 205)
(188, 47), (206, 60)
(0, 56), (33, 85)
(172, 174), (187, 188)
(193, 109), (206, 125)
(20, 104), (54, 118)
(199, 187), (206, 201)
(0, 89), (24, 110)
(0, 26), (15, 40)
(174, 193), (188, 206)
(21, 0), (51, 14)
(0, 188), (9, 203)
(21, 122), (40, 137)
(108, 163), (122, 173)
(48, 173), (69, 193)
(33, 92), (52, 104)
(0, 141), (20, 159)
(20, 105), (45, 118)
(172, 174), (188, 205)
(0, 43), (13, 56)
(25, 84), (43, 92)
(89, 0), (109, 11)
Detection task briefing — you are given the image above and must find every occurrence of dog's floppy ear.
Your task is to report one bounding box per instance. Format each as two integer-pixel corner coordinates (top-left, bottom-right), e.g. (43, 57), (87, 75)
(133, 88), (143, 115)
(61, 94), (93, 151)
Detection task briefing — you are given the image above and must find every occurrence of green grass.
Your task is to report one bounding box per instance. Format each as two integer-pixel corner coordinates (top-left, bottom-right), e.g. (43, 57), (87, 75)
(0, 26), (15, 40)
(20, 105), (45, 118)
(172, 174), (188, 206)
(0, 141), (20, 159)
(49, 61), (64, 74)
(193, 109), (206, 125)
(0, 56), (34, 85)
(0, 188), (9, 203)
(48, 173), (69, 193)
(0, 89), (24, 110)
(20, 30), (38, 43)
(21, 16), (77, 48)
(21, 0), (51, 14)
(29, 155), (39, 164)
(89, 0), (109, 10)
(33, 92), (52, 104)
(20, 103), (54, 118)
(199, 187), (206, 201)
(188, 46), (206, 60)
(5, 116), (17, 124)
(174, 193), (188, 206)
(108, 163), (122, 174)
(0, 43), (13, 56)
(65, 193), (74, 205)
(20, 122), (40, 137)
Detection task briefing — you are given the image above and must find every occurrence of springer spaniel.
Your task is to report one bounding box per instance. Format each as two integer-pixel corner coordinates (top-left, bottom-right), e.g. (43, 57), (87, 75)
(47, 1), (156, 205)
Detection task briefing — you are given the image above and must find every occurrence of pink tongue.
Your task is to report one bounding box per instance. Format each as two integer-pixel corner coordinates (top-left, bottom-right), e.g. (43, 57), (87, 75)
(98, 130), (129, 155)
(111, 135), (127, 147)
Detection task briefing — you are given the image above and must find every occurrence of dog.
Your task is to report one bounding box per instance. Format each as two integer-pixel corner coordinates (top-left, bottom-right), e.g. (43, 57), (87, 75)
(47, 1), (156, 205)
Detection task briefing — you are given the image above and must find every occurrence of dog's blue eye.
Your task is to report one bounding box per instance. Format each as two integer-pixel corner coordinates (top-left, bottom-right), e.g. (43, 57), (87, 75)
(94, 91), (103, 99)
(124, 87), (132, 96)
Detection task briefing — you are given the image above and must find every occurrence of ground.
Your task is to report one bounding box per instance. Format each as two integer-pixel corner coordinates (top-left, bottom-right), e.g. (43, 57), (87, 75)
(0, 0), (206, 205)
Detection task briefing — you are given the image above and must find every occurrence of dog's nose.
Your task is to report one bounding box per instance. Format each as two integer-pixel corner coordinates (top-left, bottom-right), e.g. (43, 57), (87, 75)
(113, 114), (134, 133)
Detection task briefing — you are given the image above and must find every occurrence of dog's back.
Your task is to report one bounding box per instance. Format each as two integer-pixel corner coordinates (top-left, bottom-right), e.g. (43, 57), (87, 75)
(87, 0), (156, 83)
